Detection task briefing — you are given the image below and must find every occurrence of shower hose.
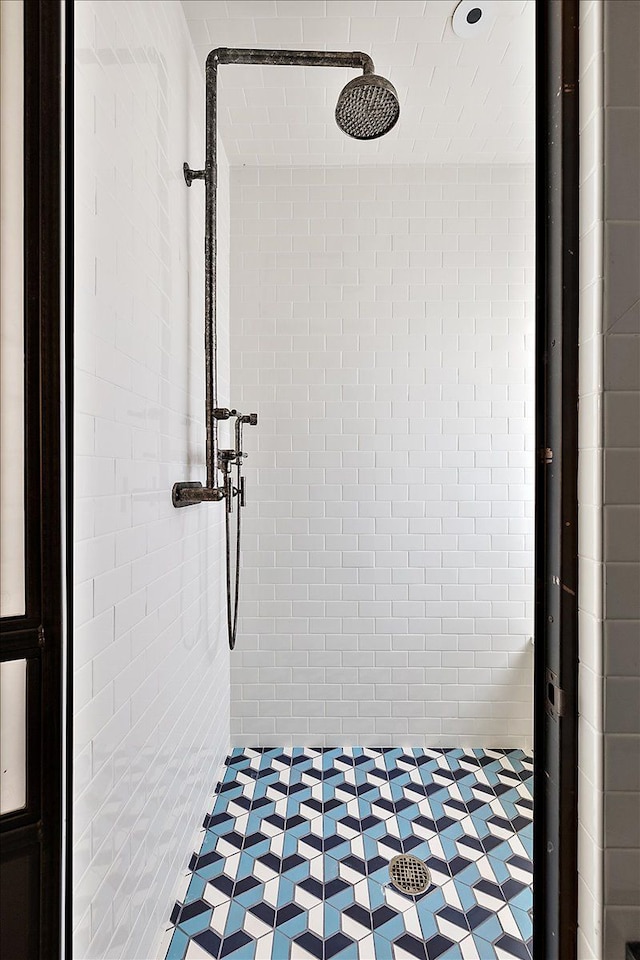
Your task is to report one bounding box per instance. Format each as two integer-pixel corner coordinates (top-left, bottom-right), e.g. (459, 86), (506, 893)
(225, 460), (242, 650)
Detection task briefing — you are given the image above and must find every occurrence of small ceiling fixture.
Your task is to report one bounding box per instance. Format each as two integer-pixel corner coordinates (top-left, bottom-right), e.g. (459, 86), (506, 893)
(452, 0), (495, 38)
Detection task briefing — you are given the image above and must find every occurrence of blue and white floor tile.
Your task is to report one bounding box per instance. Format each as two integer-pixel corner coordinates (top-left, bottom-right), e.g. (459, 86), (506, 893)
(163, 748), (533, 960)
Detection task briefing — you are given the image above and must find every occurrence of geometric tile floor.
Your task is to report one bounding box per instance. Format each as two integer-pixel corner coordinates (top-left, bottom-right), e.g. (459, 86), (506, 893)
(163, 747), (533, 960)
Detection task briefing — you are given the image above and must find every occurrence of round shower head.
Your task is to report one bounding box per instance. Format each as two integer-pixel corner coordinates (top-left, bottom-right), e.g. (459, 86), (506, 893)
(335, 74), (400, 141)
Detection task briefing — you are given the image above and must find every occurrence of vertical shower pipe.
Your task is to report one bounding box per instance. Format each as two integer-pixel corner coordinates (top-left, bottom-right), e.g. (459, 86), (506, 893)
(173, 48), (376, 507)
(205, 49), (219, 493)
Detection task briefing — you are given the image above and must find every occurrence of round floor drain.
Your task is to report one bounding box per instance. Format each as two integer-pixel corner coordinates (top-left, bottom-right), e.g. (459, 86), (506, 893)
(389, 854), (431, 895)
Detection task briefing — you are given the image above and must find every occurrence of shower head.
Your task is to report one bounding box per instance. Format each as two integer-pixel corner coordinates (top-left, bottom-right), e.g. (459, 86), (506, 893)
(335, 73), (400, 141)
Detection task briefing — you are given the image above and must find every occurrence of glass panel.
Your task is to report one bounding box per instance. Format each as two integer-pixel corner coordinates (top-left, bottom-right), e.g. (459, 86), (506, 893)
(0, 658), (27, 813)
(0, 0), (25, 618)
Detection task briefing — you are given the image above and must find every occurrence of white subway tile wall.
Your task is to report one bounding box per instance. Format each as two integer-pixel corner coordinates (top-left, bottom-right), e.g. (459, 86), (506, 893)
(229, 163), (535, 750)
(74, 2), (231, 957)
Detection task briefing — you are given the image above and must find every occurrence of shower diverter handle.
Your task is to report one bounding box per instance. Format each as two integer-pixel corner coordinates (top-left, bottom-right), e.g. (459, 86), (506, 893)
(213, 407), (258, 425)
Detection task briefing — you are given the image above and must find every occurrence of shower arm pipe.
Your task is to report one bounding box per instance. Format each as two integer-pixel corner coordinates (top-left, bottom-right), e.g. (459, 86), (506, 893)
(208, 47), (374, 71)
(173, 48), (375, 508)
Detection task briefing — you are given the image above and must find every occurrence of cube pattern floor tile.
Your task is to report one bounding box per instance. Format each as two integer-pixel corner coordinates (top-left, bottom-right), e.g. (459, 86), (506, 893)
(163, 748), (533, 960)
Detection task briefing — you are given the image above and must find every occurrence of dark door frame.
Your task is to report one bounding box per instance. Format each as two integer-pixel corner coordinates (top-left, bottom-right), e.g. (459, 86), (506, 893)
(0, 3), (67, 959)
(533, 1), (580, 959)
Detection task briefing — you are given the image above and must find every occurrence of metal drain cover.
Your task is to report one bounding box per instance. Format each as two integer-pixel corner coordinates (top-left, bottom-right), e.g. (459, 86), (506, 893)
(389, 854), (431, 895)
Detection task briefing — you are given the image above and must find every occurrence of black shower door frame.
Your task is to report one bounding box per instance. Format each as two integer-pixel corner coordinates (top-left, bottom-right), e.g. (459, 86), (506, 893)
(533, 1), (580, 959)
(0, 3), (68, 960)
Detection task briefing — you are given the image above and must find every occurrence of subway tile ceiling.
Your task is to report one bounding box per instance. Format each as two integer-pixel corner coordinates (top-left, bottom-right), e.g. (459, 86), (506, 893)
(181, 0), (535, 167)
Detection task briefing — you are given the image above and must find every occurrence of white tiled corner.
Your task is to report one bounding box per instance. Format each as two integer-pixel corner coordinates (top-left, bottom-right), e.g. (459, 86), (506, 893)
(73, 2), (231, 957)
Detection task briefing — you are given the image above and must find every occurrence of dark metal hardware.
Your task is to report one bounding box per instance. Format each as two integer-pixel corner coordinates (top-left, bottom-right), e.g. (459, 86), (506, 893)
(172, 481), (225, 507)
(183, 162), (205, 187)
(545, 668), (565, 720)
(225, 473), (234, 514)
(206, 47), (374, 73)
(234, 411), (257, 466)
(173, 407), (256, 508)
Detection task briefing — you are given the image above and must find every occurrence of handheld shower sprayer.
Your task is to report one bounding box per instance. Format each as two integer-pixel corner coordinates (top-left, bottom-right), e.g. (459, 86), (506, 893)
(214, 409), (258, 650)
(172, 46), (399, 649)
